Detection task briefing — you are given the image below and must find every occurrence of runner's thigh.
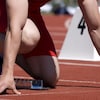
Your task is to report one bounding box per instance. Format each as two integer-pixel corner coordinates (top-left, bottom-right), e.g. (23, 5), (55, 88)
(26, 56), (59, 85)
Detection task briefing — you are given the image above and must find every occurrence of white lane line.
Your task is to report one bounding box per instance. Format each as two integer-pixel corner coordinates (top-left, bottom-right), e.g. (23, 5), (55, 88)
(1, 90), (100, 97)
(47, 27), (66, 31)
(1, 78), (100, 97)
(59, 79), (100, 84)
(53, 40), (63, 43)
(50, 32), (66, 36)
(14, 76), (100, 85)
(59, 61), (100, 67)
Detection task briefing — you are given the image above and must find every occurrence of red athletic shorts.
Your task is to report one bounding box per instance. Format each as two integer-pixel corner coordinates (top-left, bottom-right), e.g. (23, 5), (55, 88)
(0, 0), (57, 57)
(0, 0), (7, 33)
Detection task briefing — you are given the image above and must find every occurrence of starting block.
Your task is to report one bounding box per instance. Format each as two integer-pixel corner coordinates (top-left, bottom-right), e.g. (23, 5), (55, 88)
(59, 7), (100, 61)
(31, 80), (43, 89)
(14, 78), (49, 90)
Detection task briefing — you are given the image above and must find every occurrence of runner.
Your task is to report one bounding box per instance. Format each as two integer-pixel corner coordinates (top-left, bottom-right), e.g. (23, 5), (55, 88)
(0, 0), (59, 94)
(78, 0), (100, 55)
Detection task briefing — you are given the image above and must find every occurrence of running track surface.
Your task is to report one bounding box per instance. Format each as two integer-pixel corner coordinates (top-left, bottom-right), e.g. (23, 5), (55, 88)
(1, 15), (100, 100)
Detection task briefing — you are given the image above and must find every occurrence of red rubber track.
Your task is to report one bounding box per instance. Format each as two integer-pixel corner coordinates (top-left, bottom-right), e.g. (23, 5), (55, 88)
(1, 15), (100, 100)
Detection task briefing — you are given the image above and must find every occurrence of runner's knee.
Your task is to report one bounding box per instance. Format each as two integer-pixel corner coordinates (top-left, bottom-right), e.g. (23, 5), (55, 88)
(43, 76), (59, 88)
(22, 27), (40, 47)
(20, 19), (40, 53)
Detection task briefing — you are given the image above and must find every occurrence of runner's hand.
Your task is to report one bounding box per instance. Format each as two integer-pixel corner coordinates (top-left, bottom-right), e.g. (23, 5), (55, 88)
(0, 75), (21, 95)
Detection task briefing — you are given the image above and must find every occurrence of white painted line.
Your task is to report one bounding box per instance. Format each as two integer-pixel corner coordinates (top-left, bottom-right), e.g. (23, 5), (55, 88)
(59, 61), (100, 67)
(50, 32), (66, 36)
(47, 26), (66, 31)
(56, 49), (60, 52)
(54, 40), (63, 43)
(1, 77), (100, 97)
(14, 76), (100, 84)
(59, 79), (100, 84)
(1, 89), (100, 97)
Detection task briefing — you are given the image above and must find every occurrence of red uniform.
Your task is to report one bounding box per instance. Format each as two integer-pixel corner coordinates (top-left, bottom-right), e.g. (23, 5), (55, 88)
(0, 0), (7, 33)
(0, 0), (57, 57)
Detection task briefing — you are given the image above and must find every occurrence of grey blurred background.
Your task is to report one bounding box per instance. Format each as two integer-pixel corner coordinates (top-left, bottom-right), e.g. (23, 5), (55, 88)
(40, 0), (100, 15)
(40, 0), (78, 15)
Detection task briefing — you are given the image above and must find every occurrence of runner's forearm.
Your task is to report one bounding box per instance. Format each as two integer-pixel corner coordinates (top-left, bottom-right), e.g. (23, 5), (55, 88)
(2, 30), (21, 76)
